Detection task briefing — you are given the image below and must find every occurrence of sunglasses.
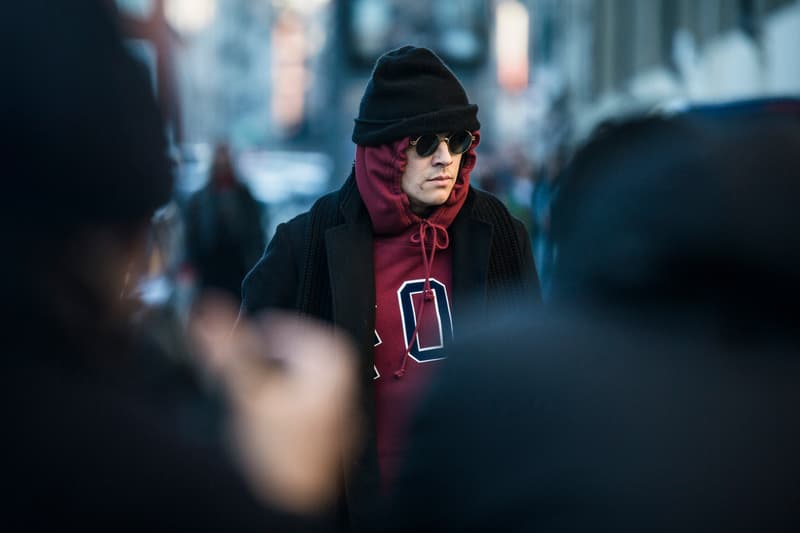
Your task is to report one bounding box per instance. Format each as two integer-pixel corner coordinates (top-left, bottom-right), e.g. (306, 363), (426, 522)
(409, 131), (475, 158)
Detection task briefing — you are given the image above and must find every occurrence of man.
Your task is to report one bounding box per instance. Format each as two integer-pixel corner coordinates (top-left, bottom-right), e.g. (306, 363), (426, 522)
(1, 1), (357, 529)
(382, 109), (800, 531)
(242, 45), (539, 525)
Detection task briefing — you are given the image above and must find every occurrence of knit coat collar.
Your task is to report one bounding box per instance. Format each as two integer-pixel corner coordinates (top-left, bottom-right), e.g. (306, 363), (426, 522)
(354, 132), (480, 236)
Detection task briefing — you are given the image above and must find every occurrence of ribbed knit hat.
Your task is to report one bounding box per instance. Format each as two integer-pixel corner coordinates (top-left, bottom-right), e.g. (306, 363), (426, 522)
(352, 45), (480, 146)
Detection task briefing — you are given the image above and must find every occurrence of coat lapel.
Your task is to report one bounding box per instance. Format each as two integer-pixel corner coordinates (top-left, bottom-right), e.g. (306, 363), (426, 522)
(325, 179), (383, 505)
(325, 176), (376, 376)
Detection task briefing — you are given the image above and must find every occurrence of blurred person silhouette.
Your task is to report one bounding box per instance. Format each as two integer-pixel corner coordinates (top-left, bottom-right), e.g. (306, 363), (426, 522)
(0, 0), (358, 530)
(531, 143), (570, 300)
(501, 147), (535, 233)
(184, 142), (267, 302)
(381, 108), (800, 531)
(241, 45), (540, 528)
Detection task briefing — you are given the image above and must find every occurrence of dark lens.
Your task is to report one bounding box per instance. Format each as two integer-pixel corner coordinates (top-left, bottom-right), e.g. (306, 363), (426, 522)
(448, 131), (473, 154)
(414, 134), (440, 157)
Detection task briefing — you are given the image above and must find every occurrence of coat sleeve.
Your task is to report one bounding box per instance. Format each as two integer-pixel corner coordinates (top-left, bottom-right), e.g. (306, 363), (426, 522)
(240, 220), (302, 316)
(512, 217), (542, 302)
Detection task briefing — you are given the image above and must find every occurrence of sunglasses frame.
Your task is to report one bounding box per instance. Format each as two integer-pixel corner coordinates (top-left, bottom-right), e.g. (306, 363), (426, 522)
(409, 131), (475, 158)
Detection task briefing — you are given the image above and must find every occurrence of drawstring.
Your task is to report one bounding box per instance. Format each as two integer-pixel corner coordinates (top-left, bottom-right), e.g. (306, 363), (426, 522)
(394, 220), (449, 378)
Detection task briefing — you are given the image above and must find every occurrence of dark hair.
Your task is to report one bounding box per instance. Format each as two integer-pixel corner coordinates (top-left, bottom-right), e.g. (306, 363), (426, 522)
(549, 110), (800, 338)
(1, 0), (173, 234)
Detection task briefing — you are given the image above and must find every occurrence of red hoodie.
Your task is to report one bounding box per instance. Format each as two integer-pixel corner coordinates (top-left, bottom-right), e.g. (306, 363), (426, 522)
(354, 132), (480, 491)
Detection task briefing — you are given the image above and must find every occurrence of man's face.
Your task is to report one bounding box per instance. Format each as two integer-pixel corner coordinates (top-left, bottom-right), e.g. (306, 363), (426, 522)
(401, 133), (463, 216)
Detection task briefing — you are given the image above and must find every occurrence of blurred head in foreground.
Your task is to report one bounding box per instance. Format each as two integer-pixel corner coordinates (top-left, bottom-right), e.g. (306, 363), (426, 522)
(1, 1), (358, 528)
(1, 0), (172, 357)
(550, 106), (800, 340)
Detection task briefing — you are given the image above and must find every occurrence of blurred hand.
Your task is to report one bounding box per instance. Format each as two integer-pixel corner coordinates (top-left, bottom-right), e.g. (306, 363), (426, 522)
(190, 293), (361, 514)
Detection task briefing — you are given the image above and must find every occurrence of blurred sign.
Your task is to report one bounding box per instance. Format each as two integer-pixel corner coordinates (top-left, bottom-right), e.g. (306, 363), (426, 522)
(344, 0), (490, 69)
(164, 0), (217, 35)
(115, 0), (154, 19)
(496, 0), (529, 93)
(271, 11), (309, 137)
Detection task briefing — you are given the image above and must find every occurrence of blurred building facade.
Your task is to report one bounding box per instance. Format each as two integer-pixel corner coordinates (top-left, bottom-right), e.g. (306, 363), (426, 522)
(537, 0), (800, 141)
(110, 0), (800, 232)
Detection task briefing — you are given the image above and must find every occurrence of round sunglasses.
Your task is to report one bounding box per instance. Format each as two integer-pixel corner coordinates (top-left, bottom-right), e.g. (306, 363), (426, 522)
(409, 131), (475, 158)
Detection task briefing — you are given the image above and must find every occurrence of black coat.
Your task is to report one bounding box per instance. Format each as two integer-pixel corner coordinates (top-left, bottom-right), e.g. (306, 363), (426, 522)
(242, 174), (539, 527)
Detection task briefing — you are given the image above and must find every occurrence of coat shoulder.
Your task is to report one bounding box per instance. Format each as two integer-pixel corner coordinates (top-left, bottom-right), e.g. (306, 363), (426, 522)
(469, 187), (509, 215)
(468, 187), (528, 232)
(278, 186), (342, 241)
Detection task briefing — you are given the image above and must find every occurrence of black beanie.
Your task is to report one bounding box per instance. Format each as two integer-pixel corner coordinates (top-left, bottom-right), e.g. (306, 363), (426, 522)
(352, 46), (480, 146)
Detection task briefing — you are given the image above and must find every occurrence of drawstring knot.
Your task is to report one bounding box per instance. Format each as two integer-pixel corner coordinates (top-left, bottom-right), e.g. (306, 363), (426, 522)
(395, 220), (449, 379)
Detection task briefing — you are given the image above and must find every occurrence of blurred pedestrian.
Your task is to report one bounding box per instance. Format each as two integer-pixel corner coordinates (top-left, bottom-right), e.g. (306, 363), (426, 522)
(241, 45), (540, 528)
(1, 1), (357, 529)
(184, 142), (266, 301)
(383, 109), (800, 531)
(530, 144), (569, 300)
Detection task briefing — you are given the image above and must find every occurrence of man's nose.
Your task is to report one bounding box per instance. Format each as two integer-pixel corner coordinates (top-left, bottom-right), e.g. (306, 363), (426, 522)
(431, 140), (453, 165)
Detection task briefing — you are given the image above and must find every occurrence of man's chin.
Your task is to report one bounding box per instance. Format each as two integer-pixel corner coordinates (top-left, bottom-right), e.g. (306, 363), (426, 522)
(425, 193), (450, 205)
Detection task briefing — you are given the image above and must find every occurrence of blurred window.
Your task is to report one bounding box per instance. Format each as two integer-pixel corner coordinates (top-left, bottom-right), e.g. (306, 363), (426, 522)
(115, 0), (154, 19)
(345, 0), (489, 69)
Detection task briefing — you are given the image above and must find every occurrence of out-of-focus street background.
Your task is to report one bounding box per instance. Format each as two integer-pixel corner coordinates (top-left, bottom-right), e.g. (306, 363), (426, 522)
(107, 0), (799, 313)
